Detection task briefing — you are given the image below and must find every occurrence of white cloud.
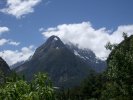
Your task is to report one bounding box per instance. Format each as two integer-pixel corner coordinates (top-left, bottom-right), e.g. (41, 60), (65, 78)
(0, 39), (8, 46)
(8, 41), (20, 46)
(41, 22), (133, 60)
(0, 45), (35, 65)
(0, 38), (20, 46)
(0, 0), (41, 19)
(0, 26), (20, 46)
(39, 27), (45, 32)
(45, 1), (51, 6)
(0, 26), (9, 35)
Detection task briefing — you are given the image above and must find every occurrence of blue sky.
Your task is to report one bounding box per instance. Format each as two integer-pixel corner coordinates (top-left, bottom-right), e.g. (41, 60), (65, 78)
(0, 0), (133, 65)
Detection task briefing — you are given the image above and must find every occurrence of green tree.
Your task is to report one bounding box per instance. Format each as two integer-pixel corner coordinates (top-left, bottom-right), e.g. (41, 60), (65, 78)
(31, 72), (55, 100)
(0, 72), (55, 100)
(105, 42), (117, 51)
(122, 32), (128, 40)
(102, 34), (133, 99)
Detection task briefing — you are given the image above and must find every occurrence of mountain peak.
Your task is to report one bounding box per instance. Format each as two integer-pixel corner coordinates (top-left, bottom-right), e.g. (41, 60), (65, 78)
(45, 35), (61, 45)
(48, 35), (60, 41)
(44, 35), (65, 49)
(32, 35), (65, 58)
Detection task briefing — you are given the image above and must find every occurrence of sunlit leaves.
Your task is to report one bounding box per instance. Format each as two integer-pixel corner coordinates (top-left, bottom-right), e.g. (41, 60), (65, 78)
(0, 72), (55, 100)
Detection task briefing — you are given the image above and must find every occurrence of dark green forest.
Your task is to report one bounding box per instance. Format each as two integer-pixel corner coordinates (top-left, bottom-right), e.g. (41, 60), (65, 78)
(0, 33), (133, 100)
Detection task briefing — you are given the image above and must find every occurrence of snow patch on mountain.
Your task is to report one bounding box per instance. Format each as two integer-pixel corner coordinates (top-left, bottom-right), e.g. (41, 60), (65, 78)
(54, 37), (58, 41)
(74, 50), (86, 60)
(74, 50), (80, 56)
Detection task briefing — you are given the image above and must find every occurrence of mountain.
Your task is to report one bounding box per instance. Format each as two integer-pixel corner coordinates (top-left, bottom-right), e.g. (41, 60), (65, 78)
(66, 43), (106, 72)
(0, 57), (11, 75)
(10, 61), (25, 69)
(15, 35), (105, 88)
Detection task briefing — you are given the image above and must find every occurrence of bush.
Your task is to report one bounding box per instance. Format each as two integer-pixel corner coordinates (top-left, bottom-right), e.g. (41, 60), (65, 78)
(0, 72), (55, 100)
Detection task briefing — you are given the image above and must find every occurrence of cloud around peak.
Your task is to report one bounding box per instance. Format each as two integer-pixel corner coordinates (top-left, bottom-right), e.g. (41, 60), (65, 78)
(0, 0), (42, 19)
(41, 22), (133, 59)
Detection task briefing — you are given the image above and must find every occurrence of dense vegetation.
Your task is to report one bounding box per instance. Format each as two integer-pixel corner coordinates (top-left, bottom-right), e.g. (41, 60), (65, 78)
(0, 72), (55, 100)
(103, 33), (133, 99)
(0, 33), (133, 100)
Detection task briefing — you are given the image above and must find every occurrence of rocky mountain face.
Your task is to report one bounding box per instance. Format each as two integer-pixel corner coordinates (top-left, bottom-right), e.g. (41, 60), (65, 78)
(15, 36), (106, 88)
(0, 57), (11, 75)
(10, 61), (25, 69)
(66, 43), (106, 72)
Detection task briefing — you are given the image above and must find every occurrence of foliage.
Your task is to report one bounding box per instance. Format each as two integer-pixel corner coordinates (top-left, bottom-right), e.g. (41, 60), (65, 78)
(105, 42), (117, 51)
(31, 72), (55, 100)
(103, 34), (133, 99)
(56, 73), (107, 100)
(0, 72), (55, 100)
(122, 32), (128, 40)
